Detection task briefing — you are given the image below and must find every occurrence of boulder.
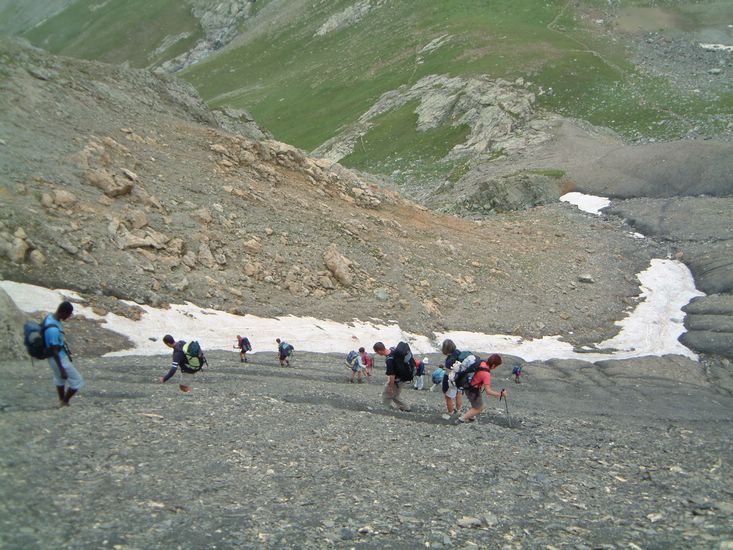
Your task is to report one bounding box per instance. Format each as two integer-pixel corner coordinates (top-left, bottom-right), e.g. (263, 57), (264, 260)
(323, 244), (353, 286)
(85, 169), (133, 198)
(0, 289), (30, 360)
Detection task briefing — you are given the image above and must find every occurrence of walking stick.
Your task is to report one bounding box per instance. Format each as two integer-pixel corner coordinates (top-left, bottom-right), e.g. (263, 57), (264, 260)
(500, 389), (513, 428)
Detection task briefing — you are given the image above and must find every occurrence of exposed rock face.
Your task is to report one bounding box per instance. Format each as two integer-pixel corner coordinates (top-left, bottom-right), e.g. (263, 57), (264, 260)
(156, 0), (258, 73)
(314, 74), (546, 163)
(0, 289), (29, 360)
(315, 0), (378, 36)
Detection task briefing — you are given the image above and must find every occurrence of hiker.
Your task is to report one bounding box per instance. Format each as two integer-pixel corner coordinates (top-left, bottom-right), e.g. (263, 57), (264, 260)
(159, 334), (204, 393)
(456, 353), (506, 424)
(429, 362), (461, 418)
(439, 339), (465, 417)
(373, 341), (414, 412)
(347, 349), (367, 383)
(413, 357), (428, 390)
(276, 338), (294, 367)
(234, 335), (252, 363)
(360, 347), (374, 377)
(512, 364), (523, 384)
(44, 301), (84, 407)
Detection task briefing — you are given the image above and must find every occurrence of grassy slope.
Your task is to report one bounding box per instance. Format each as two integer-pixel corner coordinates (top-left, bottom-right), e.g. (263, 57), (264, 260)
(22, 0), (202, 68)
(181, 0), (730, 177)
(20, 0), (732, 179)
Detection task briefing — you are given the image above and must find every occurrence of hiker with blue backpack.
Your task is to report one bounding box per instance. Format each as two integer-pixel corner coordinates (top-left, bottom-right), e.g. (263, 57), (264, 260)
(373, 341), (415, 412)
(37, 300), (84, 407)
(276, 338), (294, 368)
(346, 348), (367, 383)
(159, 334), (207, 393)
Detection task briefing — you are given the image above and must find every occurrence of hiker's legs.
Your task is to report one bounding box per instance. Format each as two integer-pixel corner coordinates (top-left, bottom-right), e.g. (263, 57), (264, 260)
(179, 372), (194, 392)
(56, 385), (65, 402)
(455, 392), (463, 412)
(49, 356), (84, 392)
(460, 389), (484, 421)
(415, 375), (424, 390)
(382, 382), (410, 410)
(444, 386), (459, 413)
(63, 388), (78, 404)
(391, 382), (410, 411)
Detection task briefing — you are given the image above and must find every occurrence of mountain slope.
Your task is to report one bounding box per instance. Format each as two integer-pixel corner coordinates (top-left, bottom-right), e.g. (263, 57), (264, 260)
(0, 38), (659, 347)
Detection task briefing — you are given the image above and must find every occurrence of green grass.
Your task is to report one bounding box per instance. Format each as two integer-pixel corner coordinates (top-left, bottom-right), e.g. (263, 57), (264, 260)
(23, 0), (202, 68)
(181, 0), (730, 176)
(340, 100), (470, 184)
(20, 0), (731, 179)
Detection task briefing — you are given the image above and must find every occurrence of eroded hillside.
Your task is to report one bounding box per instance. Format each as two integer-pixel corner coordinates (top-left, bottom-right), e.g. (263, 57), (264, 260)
(0, 39), (660, 346)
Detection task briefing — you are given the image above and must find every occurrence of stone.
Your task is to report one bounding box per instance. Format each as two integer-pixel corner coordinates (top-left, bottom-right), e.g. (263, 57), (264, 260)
(28, 249), (46, 266)
(53, 189), (77, 208)
(8, 238), (28, 263)
(242, 238), (262, 255)
(85, 169), (133, 197)
(323, 244), (353, 286)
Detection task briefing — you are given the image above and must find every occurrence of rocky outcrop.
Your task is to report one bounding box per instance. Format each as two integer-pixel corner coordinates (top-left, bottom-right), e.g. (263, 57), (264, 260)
(314, 74), (546, 163)
(0, 289), (29, 360)
(156, 0), (258, 73)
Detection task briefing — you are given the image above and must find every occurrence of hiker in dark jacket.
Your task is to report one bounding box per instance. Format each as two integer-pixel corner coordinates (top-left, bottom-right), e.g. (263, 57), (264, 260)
(159, 334), (195, 393)
(234, 335), (252, 363)
(373, 341), (411, 412)
(45, 301), (84, 407)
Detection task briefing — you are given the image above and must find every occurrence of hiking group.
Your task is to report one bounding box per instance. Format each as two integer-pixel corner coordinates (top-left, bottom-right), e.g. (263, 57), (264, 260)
(26, 302), (508, 424)
(372, 338), (507, 424)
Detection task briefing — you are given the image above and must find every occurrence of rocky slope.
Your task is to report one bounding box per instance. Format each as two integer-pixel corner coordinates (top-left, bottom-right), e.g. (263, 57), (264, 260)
(1, 350), (731, 549)
(1, 38), (669, 351)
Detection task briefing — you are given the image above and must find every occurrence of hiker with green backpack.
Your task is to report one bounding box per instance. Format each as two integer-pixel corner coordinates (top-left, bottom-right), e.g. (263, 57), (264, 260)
(158, 334), (207, 393)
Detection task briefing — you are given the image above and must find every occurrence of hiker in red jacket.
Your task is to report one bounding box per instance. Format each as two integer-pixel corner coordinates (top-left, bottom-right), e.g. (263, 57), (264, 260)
(457, 354), (506, 424)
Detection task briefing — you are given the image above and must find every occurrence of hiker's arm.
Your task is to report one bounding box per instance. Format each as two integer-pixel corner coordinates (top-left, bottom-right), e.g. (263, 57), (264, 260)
(484, 386), (505, 399)
(160, 362), (178, 383)
(50, 347), (67, 379)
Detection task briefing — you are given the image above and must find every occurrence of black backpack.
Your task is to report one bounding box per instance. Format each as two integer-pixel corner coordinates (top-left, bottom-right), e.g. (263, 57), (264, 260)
(455, 363), (489, 390)
(391, 341), (416, 382)
(23, 318), (59, 360)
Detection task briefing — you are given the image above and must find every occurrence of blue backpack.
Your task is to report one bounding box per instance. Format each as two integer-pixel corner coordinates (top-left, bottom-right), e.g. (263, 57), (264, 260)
(431, 367), (445, 385)
(346, 350), (359, 366)
(23, 319), (58, 360)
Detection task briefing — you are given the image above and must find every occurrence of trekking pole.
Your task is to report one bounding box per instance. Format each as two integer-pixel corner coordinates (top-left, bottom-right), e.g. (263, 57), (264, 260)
(500, 389), (513, 428)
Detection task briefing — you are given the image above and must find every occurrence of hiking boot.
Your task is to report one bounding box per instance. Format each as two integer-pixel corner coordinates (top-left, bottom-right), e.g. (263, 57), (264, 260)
(350, 379), (354, 384)
(179, 385), (192, 393)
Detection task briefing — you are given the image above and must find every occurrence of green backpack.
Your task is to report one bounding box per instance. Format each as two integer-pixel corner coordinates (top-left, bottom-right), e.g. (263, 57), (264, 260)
(182, 341), (206, 372)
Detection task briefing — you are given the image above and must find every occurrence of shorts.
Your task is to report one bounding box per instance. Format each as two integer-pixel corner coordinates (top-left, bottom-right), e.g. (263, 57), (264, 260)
(350, 363), (364, 372)
(443, 386), (459, 399)
(465, 387), (483, 409)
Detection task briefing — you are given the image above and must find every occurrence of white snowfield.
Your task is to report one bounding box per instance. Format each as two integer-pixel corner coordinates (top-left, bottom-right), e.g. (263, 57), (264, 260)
(1, 259), (703, 363)
(699, 43), (733, 52)
(2, 194), (703, 362)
